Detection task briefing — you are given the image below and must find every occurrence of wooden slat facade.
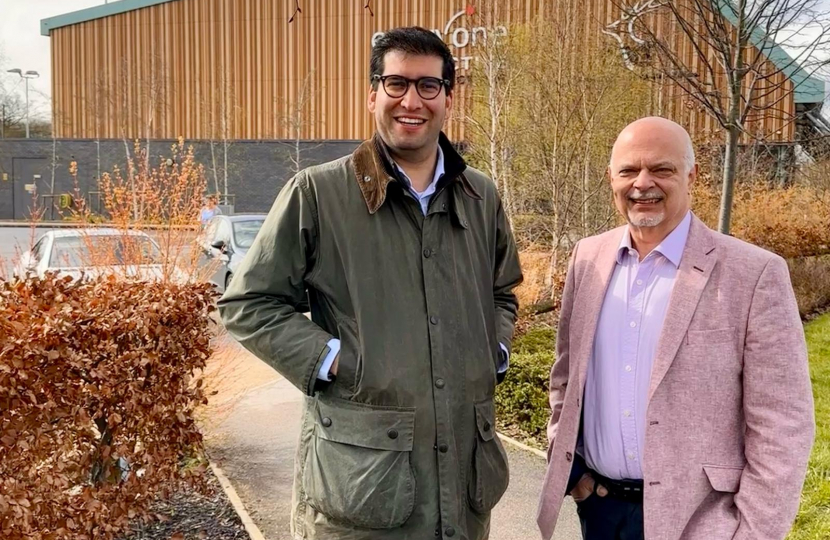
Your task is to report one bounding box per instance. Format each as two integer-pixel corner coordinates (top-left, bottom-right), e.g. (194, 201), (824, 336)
(48, 0), (797, 142)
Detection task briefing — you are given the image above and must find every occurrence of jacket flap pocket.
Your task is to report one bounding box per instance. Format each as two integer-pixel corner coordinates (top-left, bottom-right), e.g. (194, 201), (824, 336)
(703, 465), (743, 493)
(687, 327), (736, 345)
(314, 397), (415, 452)
(474, 399), (496, 442)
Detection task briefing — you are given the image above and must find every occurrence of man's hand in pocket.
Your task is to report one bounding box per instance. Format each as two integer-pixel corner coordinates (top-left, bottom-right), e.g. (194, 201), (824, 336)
(569, 473), (608, 502)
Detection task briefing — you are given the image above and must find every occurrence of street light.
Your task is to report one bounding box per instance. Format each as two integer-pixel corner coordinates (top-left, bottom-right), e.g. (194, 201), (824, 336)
(7, 68), (40, 138)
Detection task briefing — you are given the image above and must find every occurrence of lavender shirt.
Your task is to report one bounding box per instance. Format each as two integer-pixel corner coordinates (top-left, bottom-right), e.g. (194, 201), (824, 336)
(581, 211), (692, 480)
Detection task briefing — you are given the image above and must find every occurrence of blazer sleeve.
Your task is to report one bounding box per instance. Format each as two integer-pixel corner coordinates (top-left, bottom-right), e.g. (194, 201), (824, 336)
(733, 255), (815, 540)
(547, 241), (579, 460)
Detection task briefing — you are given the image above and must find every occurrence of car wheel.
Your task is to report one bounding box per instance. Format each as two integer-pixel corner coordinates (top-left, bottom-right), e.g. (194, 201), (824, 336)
(225, 272), (233, 290)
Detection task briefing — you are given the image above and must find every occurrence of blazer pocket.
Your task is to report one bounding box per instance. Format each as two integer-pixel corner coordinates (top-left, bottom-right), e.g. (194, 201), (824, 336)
(686, 327), (736, 346)
(303, 396), (416, 529)
(703, 465), (744, 493)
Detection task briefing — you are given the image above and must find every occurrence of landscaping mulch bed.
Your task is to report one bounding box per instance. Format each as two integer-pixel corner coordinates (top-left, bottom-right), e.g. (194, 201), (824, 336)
(118, 467), (251, 540)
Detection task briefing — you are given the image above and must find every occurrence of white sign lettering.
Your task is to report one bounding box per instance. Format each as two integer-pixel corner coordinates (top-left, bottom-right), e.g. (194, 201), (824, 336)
(371, 5), (508, 73)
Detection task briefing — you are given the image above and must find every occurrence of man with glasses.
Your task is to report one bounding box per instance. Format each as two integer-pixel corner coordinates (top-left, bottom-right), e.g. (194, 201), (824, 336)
(219, 27), (522, 540)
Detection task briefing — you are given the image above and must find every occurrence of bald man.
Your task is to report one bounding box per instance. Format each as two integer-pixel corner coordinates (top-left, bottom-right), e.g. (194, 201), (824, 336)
(536, 117), (814, 540)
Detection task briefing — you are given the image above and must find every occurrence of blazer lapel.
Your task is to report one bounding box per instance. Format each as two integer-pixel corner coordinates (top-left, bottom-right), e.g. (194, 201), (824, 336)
(575, 228), (625, 389)
(647, 216), (717, 403)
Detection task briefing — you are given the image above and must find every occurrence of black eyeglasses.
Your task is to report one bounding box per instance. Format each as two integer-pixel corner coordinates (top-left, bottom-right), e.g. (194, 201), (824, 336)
(372, 75), (450, 100)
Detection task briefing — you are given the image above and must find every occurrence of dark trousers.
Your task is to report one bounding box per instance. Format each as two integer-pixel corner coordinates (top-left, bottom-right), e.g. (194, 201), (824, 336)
(576, 492), (644, 540)
(568, 454), (644, 540)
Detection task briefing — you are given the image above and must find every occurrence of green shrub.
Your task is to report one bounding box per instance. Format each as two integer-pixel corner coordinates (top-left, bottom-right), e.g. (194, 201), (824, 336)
(496, 325), (557, 443)
(513, 326), (556, 355)
(496, 327), (556, 442)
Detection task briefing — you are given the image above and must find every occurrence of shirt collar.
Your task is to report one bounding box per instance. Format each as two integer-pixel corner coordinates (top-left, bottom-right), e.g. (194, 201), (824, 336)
(392, 145), (445, 196)
(617, 211), (693, 267)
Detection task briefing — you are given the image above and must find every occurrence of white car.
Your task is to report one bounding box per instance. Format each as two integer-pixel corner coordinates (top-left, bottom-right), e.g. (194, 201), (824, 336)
(15, 228), (186, 283)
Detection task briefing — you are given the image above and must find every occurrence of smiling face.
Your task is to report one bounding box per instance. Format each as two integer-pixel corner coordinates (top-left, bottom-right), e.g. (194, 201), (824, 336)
(367, 50), (452, 161)
(609, 117), (696, 240)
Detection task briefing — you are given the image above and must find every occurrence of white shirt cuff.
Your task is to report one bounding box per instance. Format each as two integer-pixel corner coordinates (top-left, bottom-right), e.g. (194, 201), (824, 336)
(317, 338), (341, 381)
(498, 343), (510, 373)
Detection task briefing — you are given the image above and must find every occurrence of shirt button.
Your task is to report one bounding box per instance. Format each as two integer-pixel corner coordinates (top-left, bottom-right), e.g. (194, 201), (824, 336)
(627, 452), (635, 460)
(430, 316), (439, 325)
(438, 443), (448, 453)
(625, 365), (633, 372)
(435, 378), (445, 389)
(636, 279), (643, 285)
(629, 321), (637, 328)
(423, 248), (432, 258)
(623, 410), (631, 417)
(445, 527), (456, 537)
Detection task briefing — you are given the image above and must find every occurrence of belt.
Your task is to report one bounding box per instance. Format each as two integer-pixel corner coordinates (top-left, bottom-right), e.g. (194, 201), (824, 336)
(591, 471), (644, 503)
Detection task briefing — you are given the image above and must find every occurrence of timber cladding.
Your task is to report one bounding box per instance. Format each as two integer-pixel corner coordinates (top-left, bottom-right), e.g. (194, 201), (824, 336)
(48, 0), (797, 142)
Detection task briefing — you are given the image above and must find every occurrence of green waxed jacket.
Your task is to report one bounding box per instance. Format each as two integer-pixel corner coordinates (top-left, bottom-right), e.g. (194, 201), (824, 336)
(218, 133), (523, 540)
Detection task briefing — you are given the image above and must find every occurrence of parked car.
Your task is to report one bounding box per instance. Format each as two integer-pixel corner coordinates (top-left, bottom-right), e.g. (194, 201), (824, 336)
(15, 228), (185, 283)
(199, 214), (266, 292)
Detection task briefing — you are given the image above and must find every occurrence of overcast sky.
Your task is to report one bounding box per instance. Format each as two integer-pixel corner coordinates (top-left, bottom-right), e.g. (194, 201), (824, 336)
(3, 0), (830, 120)
(1, 0), (101, 119)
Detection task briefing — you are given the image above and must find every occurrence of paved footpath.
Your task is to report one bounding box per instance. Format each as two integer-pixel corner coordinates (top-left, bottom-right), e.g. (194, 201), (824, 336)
(202, 336), (580, 540)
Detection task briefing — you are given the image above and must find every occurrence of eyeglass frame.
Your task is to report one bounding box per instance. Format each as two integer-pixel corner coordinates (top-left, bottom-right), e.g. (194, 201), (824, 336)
(371, 74), (452, 100)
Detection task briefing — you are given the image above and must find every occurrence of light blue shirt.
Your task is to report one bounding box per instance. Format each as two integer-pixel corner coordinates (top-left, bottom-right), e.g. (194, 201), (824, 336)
(317, 146), (509, 381)
(582, 211), (692, 480)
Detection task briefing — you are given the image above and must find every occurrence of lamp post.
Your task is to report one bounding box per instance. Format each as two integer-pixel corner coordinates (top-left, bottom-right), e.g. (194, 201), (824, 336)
(6, 68), (40, 138)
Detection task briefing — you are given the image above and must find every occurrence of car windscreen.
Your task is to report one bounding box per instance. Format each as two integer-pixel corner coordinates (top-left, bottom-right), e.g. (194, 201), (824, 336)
(232, 220), (264, 250)
(49, 235), (163, 268)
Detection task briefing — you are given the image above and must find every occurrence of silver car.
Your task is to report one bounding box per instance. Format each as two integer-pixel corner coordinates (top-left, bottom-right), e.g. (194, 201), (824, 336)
(14, 228), (185, 283)
(200, 214), (266, 292)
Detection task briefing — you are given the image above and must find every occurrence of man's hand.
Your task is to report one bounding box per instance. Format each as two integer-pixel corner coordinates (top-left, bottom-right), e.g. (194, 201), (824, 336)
(569, 473), (608, 502)
(331, 353), (339, 376)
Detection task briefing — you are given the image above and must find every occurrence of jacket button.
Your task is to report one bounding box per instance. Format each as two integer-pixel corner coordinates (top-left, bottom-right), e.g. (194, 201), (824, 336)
(435, 378), (445, 389)
(321, 417), (332, 428)
(445, 526), (456, 537)
(565, 452), (573, 462)
(423, 248), (432, 258)
(483, 421), (491, 432)
(430, 315), (439, 325)
(438, 443), (448, 453)
(387, 429), (398, 439)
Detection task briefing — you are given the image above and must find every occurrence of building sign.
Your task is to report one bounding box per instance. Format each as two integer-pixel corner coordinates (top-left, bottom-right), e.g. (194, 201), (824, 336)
(371, 4), (508, 72)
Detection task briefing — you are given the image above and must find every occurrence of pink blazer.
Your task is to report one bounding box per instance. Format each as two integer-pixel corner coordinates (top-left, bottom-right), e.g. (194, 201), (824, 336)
(536, 216), (814, 540)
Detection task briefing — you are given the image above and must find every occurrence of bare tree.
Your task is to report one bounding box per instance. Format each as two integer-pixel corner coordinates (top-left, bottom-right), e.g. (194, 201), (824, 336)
(466, 13), (652, 299)
(0, 45), (29, 138)
(610, 0), (830, 233)
(278, 70), (322, 175)
(200, 68), (237, 201)
(463, 0), (529, 219)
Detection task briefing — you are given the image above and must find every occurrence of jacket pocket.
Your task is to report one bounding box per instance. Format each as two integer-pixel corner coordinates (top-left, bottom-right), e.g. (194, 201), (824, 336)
(302, 397), (416, 529)
(703, 465), (744, 493)
(468, 399), (510, 514)
(686, 327), (736, 345)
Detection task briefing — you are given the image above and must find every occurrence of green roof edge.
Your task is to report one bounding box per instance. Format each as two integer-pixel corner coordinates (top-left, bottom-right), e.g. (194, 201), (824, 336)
(40, 0), (180, 36)
(715, 2), (825, 104)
